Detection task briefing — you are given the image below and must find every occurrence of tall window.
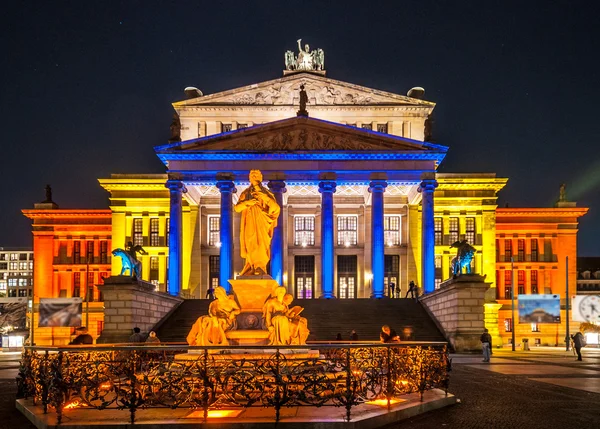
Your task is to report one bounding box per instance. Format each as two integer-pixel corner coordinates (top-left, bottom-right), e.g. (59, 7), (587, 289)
(86, 241), (94, 263)
(209, 256), (220, 290)
(100, 241), (108, 264)
(337, 216), (357, 246)
(449, 217), (459, 243)
(73, 272), (81, 297)
(166, 218), (170, 247)
(504, 240), (512, 261)
(465, 218), (476, 244)
(504, 270), (512, 299)
(517, 239), (525, 262)
(377, 123), (388, 133)
(208, 216), (220, 246)
(87, 272), (95, 301)
(221, 123), (232, 132)
(384, 216), (401, 246)
(295, 255), (315, 299)
(504, 318), (512, 332)
(150, 218), (160, 246)
(294, 216), (315, 246)
(150, 256), (159, 286)
(531, 239), (538, 262)
(337, 255), (357, 299)
(531, 323), (540, 332)
(531, 270), (538, 294)
(496, 239), (500, 262)
(435, 255), (443, 290)
(518, 270), (525, 295)
(384, 255), (399, 297)
(434, 218), (443, 245)
(133, 218), (143, 246)
(73, 241), (81, 264)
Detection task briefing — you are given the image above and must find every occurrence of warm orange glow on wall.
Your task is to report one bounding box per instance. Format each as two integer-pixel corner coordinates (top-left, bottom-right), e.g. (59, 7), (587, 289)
(186, 409), (243, 418)
(366, 398), (404, 406)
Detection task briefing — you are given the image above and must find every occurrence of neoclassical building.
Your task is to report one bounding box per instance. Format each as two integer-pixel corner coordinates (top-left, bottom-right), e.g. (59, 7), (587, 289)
(24, 60), (588, 346)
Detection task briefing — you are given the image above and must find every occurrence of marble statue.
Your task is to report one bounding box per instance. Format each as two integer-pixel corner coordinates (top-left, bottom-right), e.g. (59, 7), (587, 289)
(187, 286), (241, 346)
(169, 113), (181, 142)
(283, 293), (310, 345)
(234, 170), (281, 276)
(296, 39), (313, 70)
(297, 84), (309, 117)
(450, 240), (476, 277)
(285, 50), (296, 70)
(263, 286), (291, 345)
(559, 183), (567, 202)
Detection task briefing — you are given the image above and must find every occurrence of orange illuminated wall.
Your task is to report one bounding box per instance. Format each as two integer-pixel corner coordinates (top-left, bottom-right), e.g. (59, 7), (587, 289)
(22, 207), (112, 345)
(494, 207), (588, 346)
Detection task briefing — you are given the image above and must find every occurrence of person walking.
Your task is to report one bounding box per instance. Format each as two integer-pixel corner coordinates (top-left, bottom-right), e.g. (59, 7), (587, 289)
(480, 328), (492, 362)
(128, 327), (145, 343)
(571, 331), (585, 361)
(405, 281), (416, 299)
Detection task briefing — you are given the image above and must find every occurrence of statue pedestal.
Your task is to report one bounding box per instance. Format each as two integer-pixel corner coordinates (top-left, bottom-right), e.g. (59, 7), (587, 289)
(229, 276), (279, 331)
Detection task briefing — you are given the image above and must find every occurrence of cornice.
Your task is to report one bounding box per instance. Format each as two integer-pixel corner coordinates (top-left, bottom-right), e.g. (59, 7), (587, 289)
(159, 151), (445, 162)
(22, 209), (112, 219)
(496, 208), (589, 217)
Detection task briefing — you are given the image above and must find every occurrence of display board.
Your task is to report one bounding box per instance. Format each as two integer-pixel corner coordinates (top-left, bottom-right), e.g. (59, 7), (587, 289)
(518, 294), (561, 324)
(38, 298), (83, 327)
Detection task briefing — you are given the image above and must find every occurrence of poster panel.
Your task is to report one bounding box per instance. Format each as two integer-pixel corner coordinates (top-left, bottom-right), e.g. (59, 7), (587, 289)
(518, 294), (561, 324)
(571, 295), (600, 323)
(0, 297), (28, 331)
(38, 298), (83, 327)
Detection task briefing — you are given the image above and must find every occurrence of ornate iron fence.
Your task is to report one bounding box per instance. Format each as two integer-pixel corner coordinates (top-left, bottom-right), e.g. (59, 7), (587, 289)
(17, 342), (450, 424)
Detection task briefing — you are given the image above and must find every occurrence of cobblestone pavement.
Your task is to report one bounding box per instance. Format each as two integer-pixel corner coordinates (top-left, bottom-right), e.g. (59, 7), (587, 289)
(1, 348), (599, 429)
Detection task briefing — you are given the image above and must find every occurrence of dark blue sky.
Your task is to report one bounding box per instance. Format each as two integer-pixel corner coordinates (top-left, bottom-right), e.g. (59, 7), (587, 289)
(1, 1), (599, 255)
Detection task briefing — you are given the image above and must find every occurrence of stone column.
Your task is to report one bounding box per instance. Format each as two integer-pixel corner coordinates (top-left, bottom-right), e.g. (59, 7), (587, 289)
(268, 180), (286, 285)
(319, 180), (337, 298)
(420, 174), (438, 294)
(216, 179), (236, 293)
(166, 180), (186, 296)
(369, 179), (387, 298)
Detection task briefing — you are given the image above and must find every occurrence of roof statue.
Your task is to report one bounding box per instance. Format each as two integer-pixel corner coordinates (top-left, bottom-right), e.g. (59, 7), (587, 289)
(284, 39), (325, 72)
(297, 84), (309, 117)
(450, 240), (476, 278)
(169, 113), (181, 142)
(43, 184), (53, 203)
(559, 183), (567, 202)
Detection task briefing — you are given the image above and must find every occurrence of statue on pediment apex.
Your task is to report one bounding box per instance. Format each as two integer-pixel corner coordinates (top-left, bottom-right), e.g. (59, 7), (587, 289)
(283, 39), (325, 72)
(559, 183), (567, 202)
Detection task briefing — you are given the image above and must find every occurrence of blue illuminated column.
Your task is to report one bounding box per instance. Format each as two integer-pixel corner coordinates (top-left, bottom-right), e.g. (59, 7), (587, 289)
(420, 175), (438, 294)
(216, 180), (236, 292)
(369, 180), (388, 298)
(166, 180), (186, 296)
(268, 180), (286, 285)
(319, 180), (337, 298)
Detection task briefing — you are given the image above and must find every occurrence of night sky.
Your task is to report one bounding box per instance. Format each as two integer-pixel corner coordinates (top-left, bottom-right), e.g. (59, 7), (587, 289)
(2, 1), (599, 255)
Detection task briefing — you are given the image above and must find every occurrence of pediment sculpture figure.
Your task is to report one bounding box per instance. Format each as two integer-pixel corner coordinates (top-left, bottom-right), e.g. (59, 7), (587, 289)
(234, 170), (281, 276)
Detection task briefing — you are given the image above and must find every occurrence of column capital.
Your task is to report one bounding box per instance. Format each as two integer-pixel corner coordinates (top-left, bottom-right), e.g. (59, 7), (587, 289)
(267, 180), (287, 193)
(216, 180), (236, 193)
(318, 180), (337, 194)
(166, 180), (187, 193)
(368, 180), (388, 193)
(418, 179), (438, 193)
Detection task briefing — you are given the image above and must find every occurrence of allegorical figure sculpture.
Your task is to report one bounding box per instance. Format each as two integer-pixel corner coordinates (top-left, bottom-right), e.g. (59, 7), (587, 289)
(283, 293), (310, 345)
(234, 170), (281, 276)
(297, 84), (309, 117)
(450, 240), (476, 277)
(112, 241), (147, 278)
(169, 113), (181, 142)
(559, 183), (567, 202)
(187, 286), (241, 346)
(283, 40), (325, 72)
(263, 286), (291, 345)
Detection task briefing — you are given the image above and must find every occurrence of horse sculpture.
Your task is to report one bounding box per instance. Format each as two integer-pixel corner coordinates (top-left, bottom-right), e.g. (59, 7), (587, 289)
(450, 240), (476, 277)
(112, 248), (142, 278)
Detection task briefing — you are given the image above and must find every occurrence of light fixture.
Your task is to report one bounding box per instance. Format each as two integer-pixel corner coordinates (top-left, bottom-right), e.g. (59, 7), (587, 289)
(366, 398), (404, 406)
(344, 241), (351, 247)
(215, 242), (222, 248)
(387, 240), (393, 247)
(365, 273), (373, 281)
(186, 409), (243, 419)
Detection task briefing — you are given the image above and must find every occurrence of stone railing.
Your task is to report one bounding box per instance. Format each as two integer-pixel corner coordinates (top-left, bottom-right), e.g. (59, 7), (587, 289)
(17, 342), (449, 424)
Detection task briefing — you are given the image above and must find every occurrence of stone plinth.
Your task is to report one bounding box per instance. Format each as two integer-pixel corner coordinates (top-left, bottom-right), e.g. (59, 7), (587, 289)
(175, 348), (320, 360)
(226, 329), (270, 346)
(229, 276), (279, 332)
(420, 274), (491, 352)
(97, 276), (183, 343)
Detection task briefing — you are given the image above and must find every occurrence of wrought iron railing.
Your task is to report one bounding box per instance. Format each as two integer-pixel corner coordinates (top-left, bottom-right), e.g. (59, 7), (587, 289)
(17, 342), (450, 424)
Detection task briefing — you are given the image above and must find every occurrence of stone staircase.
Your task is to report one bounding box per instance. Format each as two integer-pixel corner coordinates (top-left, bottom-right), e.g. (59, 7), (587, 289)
(154, 298), (446, 343)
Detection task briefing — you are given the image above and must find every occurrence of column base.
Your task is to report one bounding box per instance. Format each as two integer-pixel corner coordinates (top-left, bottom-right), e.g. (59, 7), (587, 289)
(319, 294), (337, 299)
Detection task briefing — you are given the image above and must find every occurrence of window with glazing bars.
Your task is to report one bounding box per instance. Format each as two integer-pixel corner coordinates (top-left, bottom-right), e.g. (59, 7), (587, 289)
(209, 216), (220, 246)
(295, 255), (315, 299)
(504, 270), (512, 299)
(434, 217), (443, 245)
(517, 239), (525, 262)
(209, 255), (220, 288)
(377, 123), (388, 133)
(73, 272), (80, 297)
(518, 270), (525, 295)
(531, 239), (538, 262)
(384, 216), (400, 246)
(133, 218), (143, 246)
(100, 241), (108, 264)
(435, 255), (442, 289)
(86, 241), (94, 263)
(73, 241), (81, 264)
(166, 218), (170, 247)
(150, 256), (159, 281)
(294, 216), (315, 246)
(504, 240), (512, 261)
(449, 218), (459, 243)
(531, 270), (538, 294)
(150, 218), (160, 246)
(337, 216), (357, 246)
(496, 239), (500, 262)
(465, 218), (475, 244)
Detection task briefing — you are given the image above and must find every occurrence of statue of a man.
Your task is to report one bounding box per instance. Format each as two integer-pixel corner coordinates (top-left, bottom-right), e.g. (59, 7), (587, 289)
(559, 183), (567, 202)
(126, 241), (147, 262)
(234, 170), (281, 276)
(296, 39), (313, 70)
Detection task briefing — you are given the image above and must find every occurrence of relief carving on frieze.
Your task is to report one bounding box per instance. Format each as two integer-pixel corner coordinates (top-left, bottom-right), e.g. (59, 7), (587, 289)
(225, 130), (379, 151)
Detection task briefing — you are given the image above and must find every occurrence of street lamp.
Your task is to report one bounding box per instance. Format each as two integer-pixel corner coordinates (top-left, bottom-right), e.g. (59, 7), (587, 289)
(511, 257), (516, 352)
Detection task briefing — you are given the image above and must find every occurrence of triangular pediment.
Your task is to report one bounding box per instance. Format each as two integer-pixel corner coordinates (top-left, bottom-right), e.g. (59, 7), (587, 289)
(173, 72), (434, 108)
(156, 117), (446, 154)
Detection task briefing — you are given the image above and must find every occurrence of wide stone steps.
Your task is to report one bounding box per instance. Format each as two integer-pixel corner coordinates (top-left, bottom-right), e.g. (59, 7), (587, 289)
(155, 298), (445, 343)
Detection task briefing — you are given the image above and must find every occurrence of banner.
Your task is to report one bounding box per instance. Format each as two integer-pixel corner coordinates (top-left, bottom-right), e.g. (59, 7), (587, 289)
(518, 294), (561, 324)
(0, 297), (28, 332)
(571, 295), (600, 323)
(38, 298), (83, 327)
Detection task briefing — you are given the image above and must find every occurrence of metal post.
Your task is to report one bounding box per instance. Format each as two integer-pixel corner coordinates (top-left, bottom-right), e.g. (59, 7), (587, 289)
(511, 257), (515, 351)
(565, 255), (570, 351)
(85, 255), (90, 329)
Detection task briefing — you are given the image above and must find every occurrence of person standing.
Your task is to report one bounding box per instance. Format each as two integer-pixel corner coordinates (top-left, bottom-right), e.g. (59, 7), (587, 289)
(571, 331), (585, 361)
(129, 327), (145, 343)
(480, 328), (492, 362)
(350, 330), (358, 341)
(69, 327), (93, 345)
(405, 281), (416, 299)
(206, 286), (215, 300)
(380, 325), (400, 343)
(389, 282), (395, 298)
(146, 331), (160, 344)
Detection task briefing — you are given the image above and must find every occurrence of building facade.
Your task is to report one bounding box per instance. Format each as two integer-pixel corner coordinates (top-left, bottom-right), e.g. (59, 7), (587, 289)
(0, 247), (33, 298)
(24, 63), (587, 346)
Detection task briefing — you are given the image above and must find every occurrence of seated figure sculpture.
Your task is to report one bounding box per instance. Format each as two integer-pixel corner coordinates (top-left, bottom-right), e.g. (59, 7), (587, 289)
(283, 293), (310, 345)
(263, 286), (291, 345)
(187, 286), (241, 346)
